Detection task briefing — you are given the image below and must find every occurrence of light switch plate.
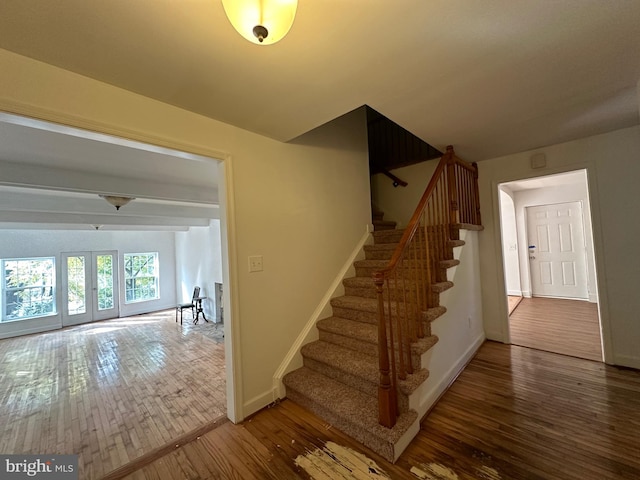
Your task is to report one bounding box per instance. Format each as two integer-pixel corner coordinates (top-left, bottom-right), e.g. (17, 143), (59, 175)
(248, 255), (263, 273)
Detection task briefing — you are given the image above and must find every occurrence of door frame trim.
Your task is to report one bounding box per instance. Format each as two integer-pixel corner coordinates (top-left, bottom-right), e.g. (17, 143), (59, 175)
(492, 164), (613, 365)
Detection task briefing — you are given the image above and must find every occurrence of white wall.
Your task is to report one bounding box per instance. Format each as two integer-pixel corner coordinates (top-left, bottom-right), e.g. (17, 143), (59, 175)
(408, 230), (485, 438)
(499, 188), (522, 295)
(0, 49), (372, 419)
(371, 159), (440, 227)
(477, 125), (640, 369)
(0, 229), (177, 338)
(175, 221), (223, 320)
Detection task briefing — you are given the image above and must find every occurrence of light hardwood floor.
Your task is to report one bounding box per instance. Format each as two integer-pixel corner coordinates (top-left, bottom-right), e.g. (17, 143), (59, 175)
(509, 296), (602, 361)
(122, 342), (640, 480)
(0, 310), (226, 479)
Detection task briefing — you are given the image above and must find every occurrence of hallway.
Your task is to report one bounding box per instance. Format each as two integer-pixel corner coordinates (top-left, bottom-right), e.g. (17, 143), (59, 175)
(509, 296), (602, 361)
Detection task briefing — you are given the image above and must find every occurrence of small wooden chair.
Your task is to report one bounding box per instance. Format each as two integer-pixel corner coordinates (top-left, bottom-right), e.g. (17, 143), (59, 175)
(176, 286), (200, 325)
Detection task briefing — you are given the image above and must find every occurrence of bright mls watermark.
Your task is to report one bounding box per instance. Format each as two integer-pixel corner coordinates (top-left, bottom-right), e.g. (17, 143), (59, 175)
(0, 455), (78, 479)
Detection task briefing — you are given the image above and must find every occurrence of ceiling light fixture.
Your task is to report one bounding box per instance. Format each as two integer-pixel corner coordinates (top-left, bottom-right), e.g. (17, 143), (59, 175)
(100, 195), (135, 211)
(221, 0), (297, 45)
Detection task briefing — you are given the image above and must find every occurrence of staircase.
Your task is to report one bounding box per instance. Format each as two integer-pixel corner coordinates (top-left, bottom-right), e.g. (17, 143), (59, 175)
(283, 221), (466, 461)
(283, 146), (482, 462)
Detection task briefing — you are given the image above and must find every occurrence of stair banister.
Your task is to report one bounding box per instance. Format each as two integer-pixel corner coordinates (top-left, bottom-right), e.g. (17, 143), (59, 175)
(373, 145), (481, 428)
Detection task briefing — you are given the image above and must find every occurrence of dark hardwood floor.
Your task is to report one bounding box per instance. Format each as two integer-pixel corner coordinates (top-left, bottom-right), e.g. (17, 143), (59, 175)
(509, 296), (602, 361)
(122, 342), (640, 480)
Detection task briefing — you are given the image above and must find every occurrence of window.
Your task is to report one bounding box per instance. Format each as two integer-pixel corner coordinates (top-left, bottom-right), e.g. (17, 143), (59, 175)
(124, 252), (159, 303)
(2, 257), (56, 321)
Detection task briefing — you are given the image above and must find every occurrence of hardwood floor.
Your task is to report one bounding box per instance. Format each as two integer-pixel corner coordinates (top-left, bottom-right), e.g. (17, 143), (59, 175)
(123, 342), (640, 480)
(0, 310), (226, 479)
(509, 296), (602, 361)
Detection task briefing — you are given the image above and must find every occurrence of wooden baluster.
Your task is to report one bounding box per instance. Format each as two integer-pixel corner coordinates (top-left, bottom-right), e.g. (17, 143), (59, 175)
(398, 261), (411, 376)
(374, 273), (396, 428)
(416, 219), (426, 338)
(472, 162), (481, 225)
(446, 148), (459, 226)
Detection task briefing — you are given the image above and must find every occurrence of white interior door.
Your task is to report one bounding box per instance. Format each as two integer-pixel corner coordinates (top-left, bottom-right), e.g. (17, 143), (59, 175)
(526, 202), (588, 299)
(62, 250), (119, 326)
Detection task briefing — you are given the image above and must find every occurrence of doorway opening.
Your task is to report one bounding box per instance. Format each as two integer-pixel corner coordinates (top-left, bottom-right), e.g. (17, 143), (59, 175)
(0, 112), (236, 477)
(498, 169), (604, 361)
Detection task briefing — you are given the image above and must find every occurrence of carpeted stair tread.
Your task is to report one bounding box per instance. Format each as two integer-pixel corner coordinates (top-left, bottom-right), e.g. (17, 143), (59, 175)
(318, 316), (378, 344)
(440, 259), (460, 269)
(424, 305), (447, 322)
(344, 276), (452, 292)
(354, 259), (389, 269)
(317, 317), (439, 360)
(331, 295), (378, 313)
(432, 281), (454, 293)
(343, 276), (376, 289)
(452, 223), (484, 232)
(373, 219), (397, 231)
(364, 243), (398, 260)
(283, 367), (418, 461)
(372, 229), (405, 244)
(301, 340), (429, 396)
(448, 239), (466, 248)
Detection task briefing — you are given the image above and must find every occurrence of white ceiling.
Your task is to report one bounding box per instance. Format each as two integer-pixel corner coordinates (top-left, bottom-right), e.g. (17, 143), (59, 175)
(0, 114), (219, 230)
(0, 1), (638, 229)
(0, 0), (638, 161)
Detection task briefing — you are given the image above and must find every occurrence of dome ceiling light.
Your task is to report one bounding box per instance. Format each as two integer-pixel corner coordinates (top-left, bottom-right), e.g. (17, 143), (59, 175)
(221, 0), (298, 45)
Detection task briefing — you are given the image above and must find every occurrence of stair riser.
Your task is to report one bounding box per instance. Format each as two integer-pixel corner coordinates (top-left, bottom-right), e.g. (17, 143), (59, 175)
(373, 223), (396, 231)
(355, 261), (451, 279)
(284, 388), (396, 462)
(343, 284), (449, 302)
(319, 330), (378, 357)
(364, 248), (396, 260)
(302, 356), (411, 414)
(332, 306), (377, 324)
(318, 330), (426, 368)
(355, 266), (383, 277)
(372, 231), (405, 244)
(331, 305), (439, 330)
(366, 243), (459, 262)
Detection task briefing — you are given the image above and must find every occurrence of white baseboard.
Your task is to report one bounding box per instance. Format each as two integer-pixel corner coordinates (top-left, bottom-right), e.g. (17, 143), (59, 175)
(417, 332), (485, 415)
(613, 354), (640, 370)
(507, 289), (523, 296)
(243, 390), (276, 418)
(271, 226), (373, 400)
(0, 323), (60, 340)
(484, 329), (504, 342)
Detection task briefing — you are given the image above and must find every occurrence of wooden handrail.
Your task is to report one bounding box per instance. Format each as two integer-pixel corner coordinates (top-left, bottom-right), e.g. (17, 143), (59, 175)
(374, 146), (454, 278)
(377, 169), (408, 187)
(373, 145), (481, 428)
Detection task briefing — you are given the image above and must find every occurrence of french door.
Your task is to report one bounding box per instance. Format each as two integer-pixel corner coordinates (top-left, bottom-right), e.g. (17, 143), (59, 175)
(62, 251), (119, 326)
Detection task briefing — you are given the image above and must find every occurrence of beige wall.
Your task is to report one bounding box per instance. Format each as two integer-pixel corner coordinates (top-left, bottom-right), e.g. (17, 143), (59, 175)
(0, 49), (371, 418)
(370, 159), (439, 227)
(477, 125), (640, 369)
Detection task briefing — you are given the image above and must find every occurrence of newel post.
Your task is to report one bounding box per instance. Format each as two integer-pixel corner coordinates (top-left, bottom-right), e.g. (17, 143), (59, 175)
(374, 272), (396, 428)
(446, 145), (460, 225)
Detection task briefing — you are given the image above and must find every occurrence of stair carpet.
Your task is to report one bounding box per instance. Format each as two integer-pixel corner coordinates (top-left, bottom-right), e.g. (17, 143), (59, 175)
(283, 220), (465, 462)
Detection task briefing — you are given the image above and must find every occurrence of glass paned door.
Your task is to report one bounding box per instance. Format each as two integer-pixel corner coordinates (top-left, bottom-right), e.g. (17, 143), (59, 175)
(62, 252), (91, 326)
(93, 251), (119, 321)
(62, 251), (119, 326)
(67, 255), (87, 315)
